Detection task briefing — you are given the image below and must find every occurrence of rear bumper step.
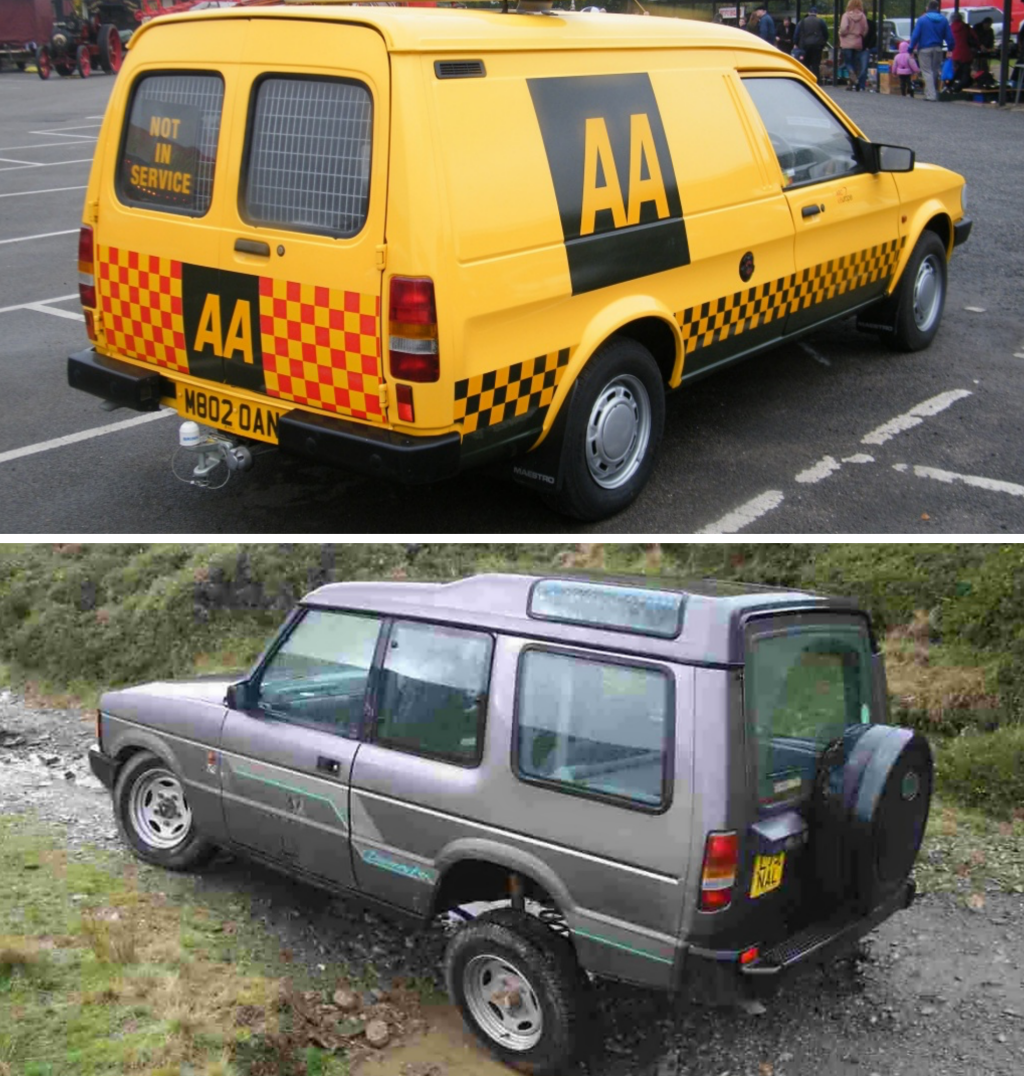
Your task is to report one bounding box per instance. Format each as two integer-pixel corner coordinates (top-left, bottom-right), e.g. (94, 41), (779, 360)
(740, 879), (916, 976)
(68, 347), (169, 412)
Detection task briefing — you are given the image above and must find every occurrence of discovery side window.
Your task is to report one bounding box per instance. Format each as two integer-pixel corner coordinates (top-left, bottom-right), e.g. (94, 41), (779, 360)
(243, 77), (373, 238)
(374, 620), (493, 764)
(258, 609), (381, 736)
(515, 649), (672, 809)
(744, 78), (860, 188)
(118, 73), (224, 215)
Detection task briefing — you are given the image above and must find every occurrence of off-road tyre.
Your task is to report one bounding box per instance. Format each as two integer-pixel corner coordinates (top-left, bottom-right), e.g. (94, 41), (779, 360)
(113, 750), (216, 870)
(544, 337), (665, 521)
(445, 908), (583, 1075)
(890, 230), (947, 352)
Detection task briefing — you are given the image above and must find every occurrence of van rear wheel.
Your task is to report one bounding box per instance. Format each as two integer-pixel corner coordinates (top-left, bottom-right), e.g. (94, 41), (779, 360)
(445, 908), (582, 1076)
(546, 338), (665, 521)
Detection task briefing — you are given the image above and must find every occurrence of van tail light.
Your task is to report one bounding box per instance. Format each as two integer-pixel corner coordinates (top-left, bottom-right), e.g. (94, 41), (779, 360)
(699, 830), (738, 912)
(395, 383), (415, 423)
(78, 225), (96, 310)
(389, 276), (439, 383)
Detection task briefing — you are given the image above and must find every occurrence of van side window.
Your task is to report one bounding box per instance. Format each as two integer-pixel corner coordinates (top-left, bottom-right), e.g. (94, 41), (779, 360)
(743, 78), (860, 188)
(243, 77), (372, 238)
(118, 73), (224, 216)
(515, 649), (671, 809)
(258, 609), (381, 736)
(375, 621), (492, 765)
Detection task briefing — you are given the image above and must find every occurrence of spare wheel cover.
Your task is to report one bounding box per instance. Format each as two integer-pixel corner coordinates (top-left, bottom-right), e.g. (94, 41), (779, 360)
(847, 726), (933, 910)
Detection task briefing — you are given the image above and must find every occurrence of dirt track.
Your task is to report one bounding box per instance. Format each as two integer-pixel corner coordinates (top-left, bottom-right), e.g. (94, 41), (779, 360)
(2, 693), (1022, 1076)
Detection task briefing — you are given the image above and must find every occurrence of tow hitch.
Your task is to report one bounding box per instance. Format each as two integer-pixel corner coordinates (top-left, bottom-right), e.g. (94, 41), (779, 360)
(172, 421), (253, 490)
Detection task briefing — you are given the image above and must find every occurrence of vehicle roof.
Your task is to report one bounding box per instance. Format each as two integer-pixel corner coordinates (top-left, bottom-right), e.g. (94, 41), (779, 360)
(132, 5), (783, 56)
(302, 573), (864, 667)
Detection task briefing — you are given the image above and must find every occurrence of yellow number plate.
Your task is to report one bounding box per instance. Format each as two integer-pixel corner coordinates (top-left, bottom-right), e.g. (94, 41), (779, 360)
(178, 385), (285, 445)
(750, 852), (786, 898)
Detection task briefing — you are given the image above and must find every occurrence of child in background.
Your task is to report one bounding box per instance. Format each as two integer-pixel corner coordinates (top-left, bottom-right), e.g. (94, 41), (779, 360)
(892, 40), (920, 97)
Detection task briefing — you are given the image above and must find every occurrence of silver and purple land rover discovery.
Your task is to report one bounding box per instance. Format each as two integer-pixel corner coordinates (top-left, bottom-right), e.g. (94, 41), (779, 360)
(89, 573), (932, 1073)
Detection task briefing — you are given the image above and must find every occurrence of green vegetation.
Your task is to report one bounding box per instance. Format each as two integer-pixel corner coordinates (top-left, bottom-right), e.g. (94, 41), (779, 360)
(0, 814), (355, 1076)
(0, 542), (1022, 816)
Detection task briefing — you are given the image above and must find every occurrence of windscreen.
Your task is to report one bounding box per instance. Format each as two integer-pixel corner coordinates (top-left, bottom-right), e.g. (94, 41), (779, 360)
(744, 617), (874, 809)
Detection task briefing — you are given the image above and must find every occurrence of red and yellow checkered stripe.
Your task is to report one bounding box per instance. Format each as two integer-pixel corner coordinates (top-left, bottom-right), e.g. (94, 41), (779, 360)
(96, 246), (188, 373)
(259, 278), (383, 423)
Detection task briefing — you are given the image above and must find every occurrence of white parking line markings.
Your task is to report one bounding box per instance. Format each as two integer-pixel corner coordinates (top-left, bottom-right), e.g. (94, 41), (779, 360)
(893, 464), (1024, 498)
(0, 141), (97, 152)
(24, 303), (84, 322)
(0, 229), (79, 246)
(0, 411), (175, 468)
(698, 490), (785, 534)
(0, 294), (77, 315)
(795, 456), (841, 484)
(861, 389), (973, 445)
(0, 158), (94, 173)
(0, 156), (37, 166)
(0, 185), (87, 199)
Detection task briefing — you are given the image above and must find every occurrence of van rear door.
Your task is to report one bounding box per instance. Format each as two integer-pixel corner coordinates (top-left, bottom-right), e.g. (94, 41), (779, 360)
(213, 15), (390, 430)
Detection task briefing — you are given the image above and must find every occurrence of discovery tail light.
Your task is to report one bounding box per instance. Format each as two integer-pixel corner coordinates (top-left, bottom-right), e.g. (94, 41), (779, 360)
(389, 277), (439, 383)
(699, 830), (738, 912)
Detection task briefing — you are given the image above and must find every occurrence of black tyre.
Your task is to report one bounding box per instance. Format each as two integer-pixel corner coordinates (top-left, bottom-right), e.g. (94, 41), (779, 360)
(890, 231), (947, 352)
(112, 751), (216, 870)
(35, 45), (51, 80)
(76, 44), (91, 79)
(445, 908), (582, 1075)
(545, 337), (665, 521)
(97, 24), (122, 74)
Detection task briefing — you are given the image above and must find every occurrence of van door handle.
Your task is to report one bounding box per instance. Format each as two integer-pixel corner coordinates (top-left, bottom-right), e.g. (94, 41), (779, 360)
(317, 756), (341, 776)
(801, 205), (822, 219)
(234, 238), (271, 257)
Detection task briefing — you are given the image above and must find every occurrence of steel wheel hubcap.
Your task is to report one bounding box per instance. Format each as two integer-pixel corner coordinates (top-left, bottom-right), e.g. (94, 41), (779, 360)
(463, 955), (543, 1051)
(912, 255), (942, 332)
(130, 768), (191, 850)
(585, 373), (651, 490)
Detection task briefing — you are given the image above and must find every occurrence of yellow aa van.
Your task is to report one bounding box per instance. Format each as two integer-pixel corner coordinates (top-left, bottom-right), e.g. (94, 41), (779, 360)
(68, 2), (970, 520)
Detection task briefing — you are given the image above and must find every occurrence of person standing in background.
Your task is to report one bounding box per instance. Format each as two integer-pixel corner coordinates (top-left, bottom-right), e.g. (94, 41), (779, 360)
(839, 0), (870, 90)
(795, 5), (830, 84)
(891, 40), (921, 96)
(909, 0), (954, 101)
(777, 16), (795, 54)
(949, 12), (978, 90)
(754, 5), (776, 46)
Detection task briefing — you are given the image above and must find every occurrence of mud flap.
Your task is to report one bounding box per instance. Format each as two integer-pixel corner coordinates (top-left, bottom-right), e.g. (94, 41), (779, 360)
(496, 380), (577, 493)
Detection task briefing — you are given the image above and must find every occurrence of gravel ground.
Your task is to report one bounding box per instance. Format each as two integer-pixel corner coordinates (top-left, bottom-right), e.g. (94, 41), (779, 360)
(2, 692), (1022, 1076)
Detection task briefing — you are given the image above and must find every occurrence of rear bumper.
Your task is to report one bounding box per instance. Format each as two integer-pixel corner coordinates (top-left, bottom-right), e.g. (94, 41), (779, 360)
(739, 879), (916, 976)
(68, 348), (463, 484)
(88, 743), (117, 790)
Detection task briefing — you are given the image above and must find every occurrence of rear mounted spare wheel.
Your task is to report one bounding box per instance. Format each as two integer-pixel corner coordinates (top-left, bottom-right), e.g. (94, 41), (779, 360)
(811, 726), (932, 912)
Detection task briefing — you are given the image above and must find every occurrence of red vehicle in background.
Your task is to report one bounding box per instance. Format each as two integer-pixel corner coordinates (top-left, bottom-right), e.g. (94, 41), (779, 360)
(35, 1), (133, 79)
(0, 0), (54, 71)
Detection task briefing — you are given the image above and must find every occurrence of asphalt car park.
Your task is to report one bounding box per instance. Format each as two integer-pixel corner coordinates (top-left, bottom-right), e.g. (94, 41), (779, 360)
(1, 70), (1022, 534)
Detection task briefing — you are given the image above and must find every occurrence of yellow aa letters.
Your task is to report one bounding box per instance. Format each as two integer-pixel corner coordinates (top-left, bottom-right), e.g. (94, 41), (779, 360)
(193, 294), (254, 364)
(579, 113), (670, 237)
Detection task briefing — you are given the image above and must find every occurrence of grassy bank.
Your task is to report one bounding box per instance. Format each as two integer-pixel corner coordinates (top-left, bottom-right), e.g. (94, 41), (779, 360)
(1, 543), (1021, 817)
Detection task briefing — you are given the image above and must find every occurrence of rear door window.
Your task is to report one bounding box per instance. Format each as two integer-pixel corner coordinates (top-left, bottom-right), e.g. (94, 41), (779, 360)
(515, 649), (672, 809)
(118, 73), (224, 215)
(744, 616), (874, 808)
(242, 77), (373, 238)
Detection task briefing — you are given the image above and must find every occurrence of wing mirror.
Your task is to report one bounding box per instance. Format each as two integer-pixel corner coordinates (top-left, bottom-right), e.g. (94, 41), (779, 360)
(856, 138), (915, 174)
(226, 680), (257, 710)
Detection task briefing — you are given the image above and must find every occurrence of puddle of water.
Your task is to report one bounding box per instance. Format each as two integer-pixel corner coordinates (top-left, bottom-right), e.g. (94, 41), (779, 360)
(352, 1002), (513, 1076)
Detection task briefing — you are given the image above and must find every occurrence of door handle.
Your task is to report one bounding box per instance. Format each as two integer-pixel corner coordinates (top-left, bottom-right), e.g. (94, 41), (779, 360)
(234, 238), (270, 256)
(801, 204), (823, 219)
(317, 756), (341, 776)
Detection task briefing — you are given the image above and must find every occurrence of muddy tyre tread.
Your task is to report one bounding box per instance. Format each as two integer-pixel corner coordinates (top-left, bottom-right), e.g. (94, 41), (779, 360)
(445, 907), (582, 1075)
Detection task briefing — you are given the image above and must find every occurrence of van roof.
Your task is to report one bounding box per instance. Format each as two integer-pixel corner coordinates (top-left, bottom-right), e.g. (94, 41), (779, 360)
(303, 573), (864, 666)
(133, 6), (780, 55)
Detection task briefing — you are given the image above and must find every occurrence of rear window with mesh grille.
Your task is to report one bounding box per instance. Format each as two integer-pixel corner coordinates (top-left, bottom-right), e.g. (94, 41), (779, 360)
(118, 73), (224, 216)
(243, 77), (372, 238)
